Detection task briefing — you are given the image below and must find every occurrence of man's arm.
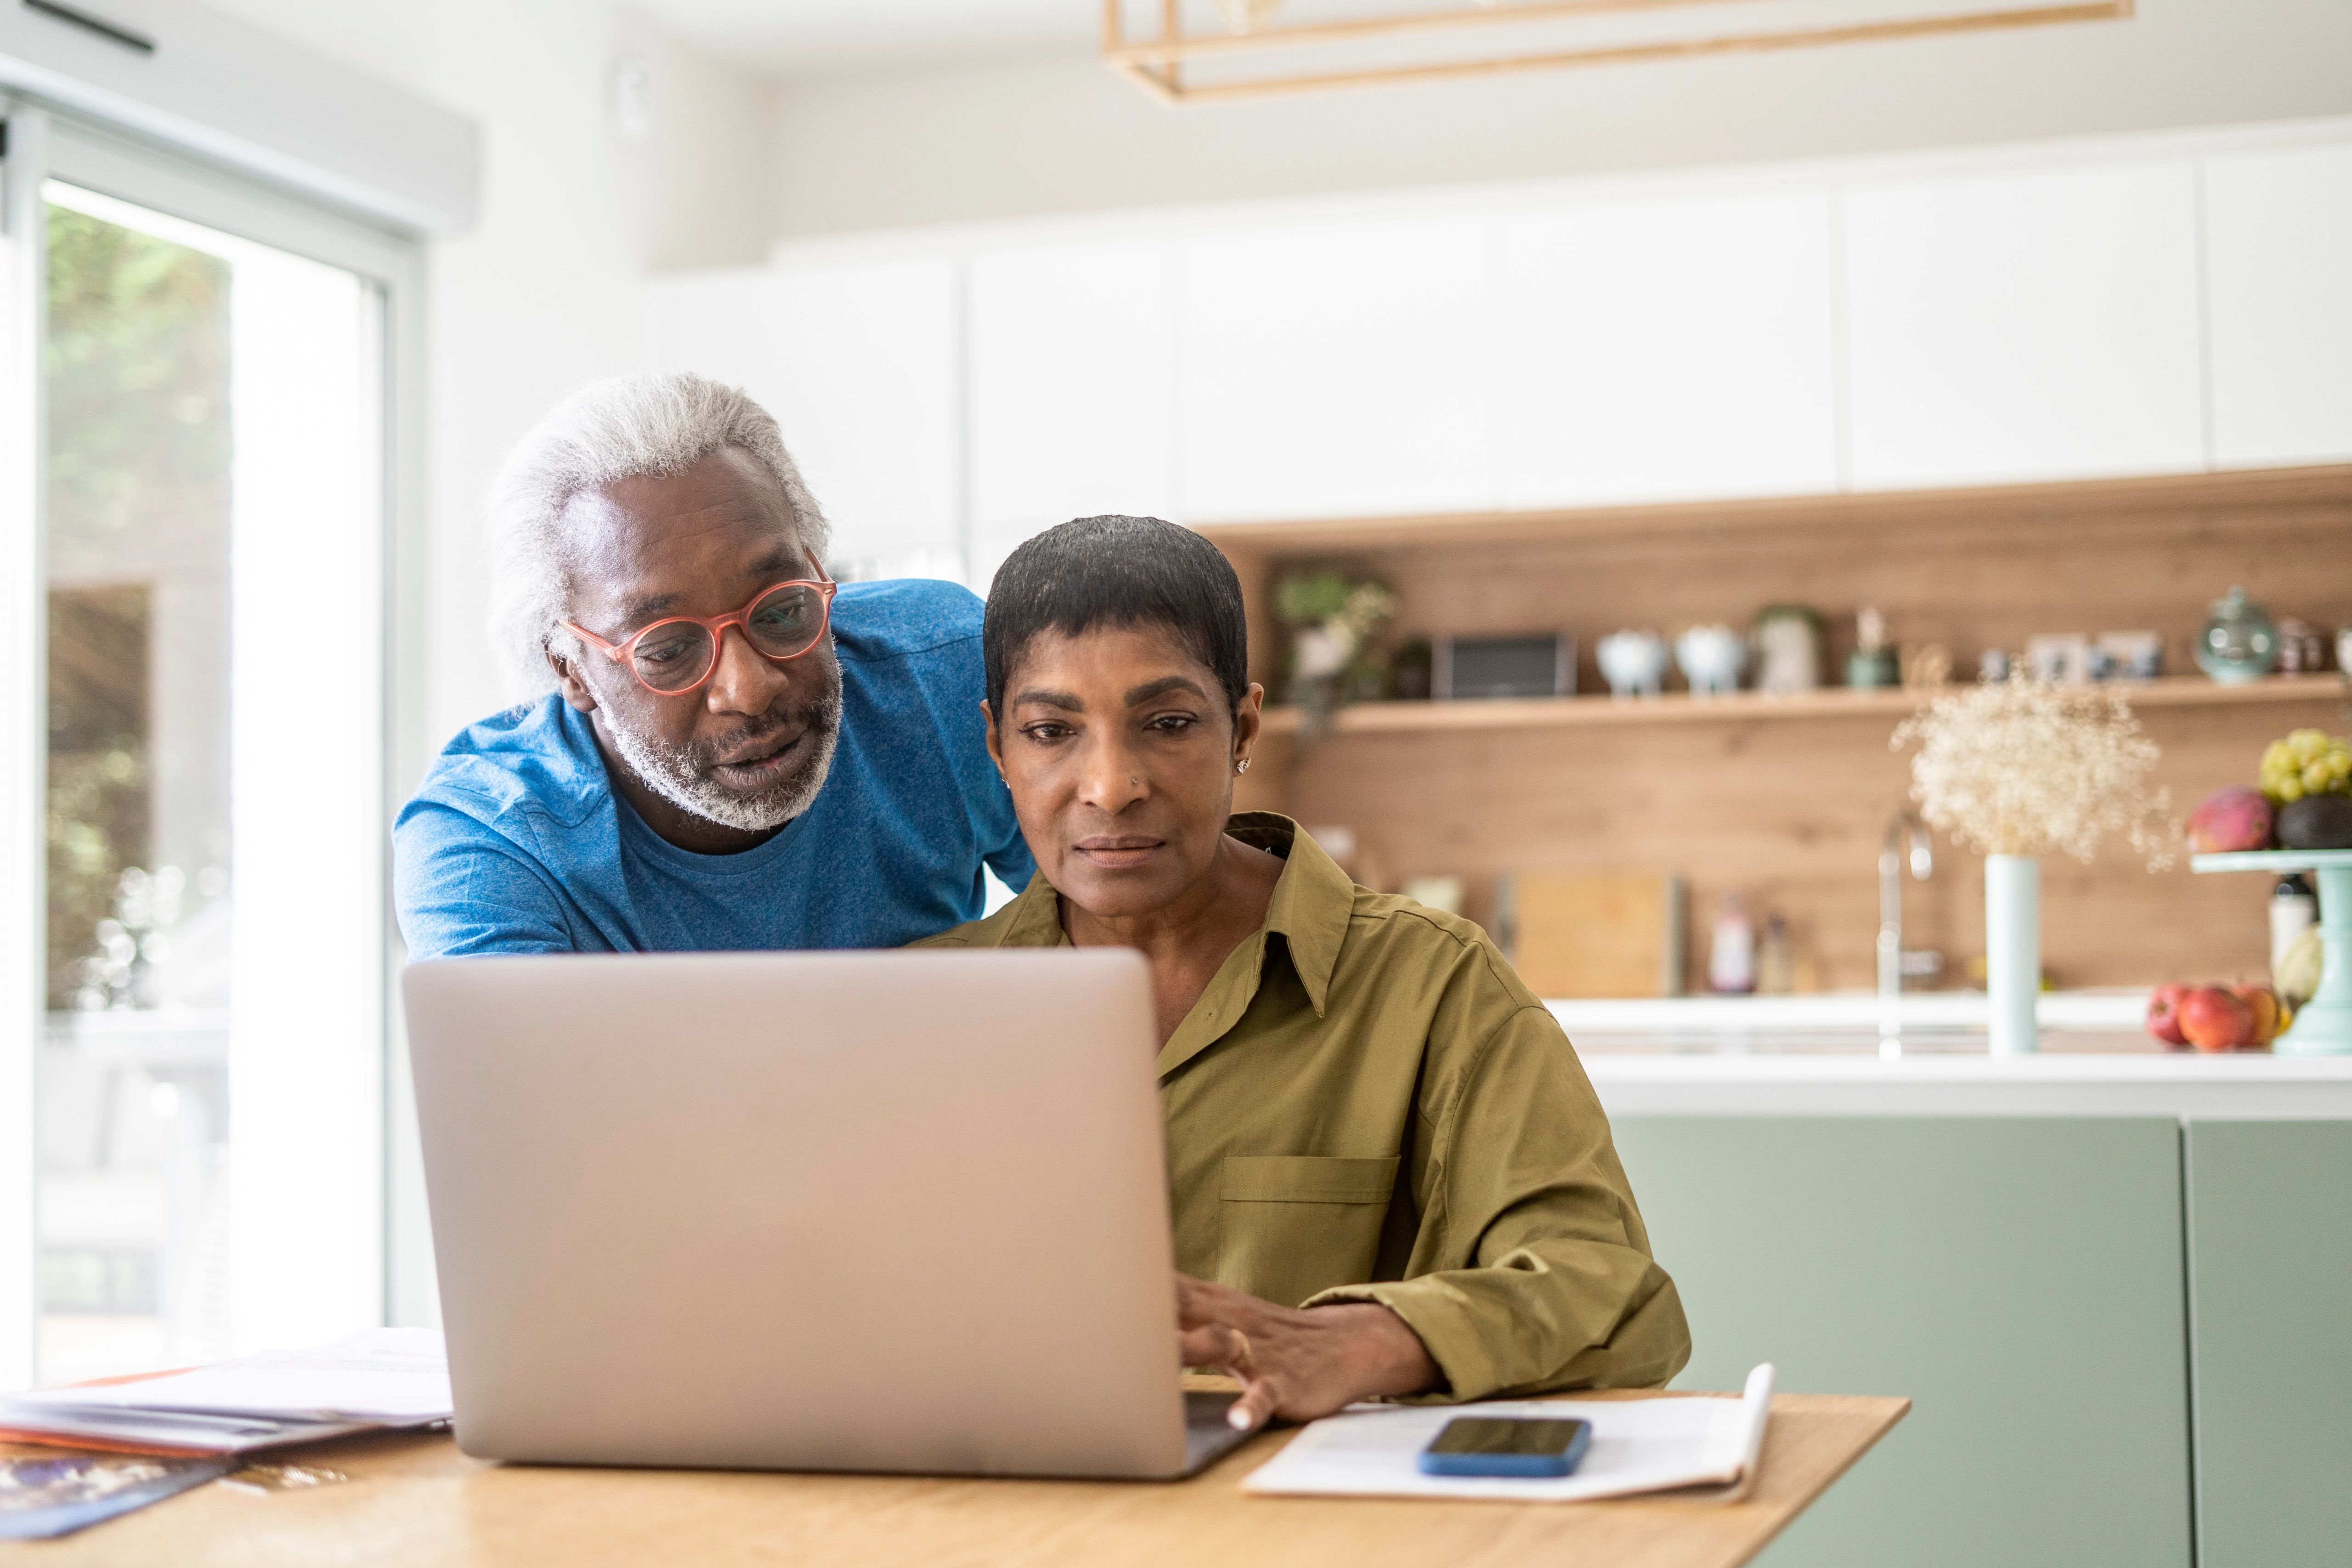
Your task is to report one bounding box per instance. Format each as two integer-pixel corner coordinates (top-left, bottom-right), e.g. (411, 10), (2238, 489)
(982, 821), (1036, 894)
(393, 802), (579, 957)
(1305, 998), (1693, 1401)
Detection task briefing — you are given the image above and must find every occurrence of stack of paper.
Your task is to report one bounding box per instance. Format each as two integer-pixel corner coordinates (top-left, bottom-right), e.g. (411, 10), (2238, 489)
(0, 1328), (452, 1457)
(1244, 1363), (1775, 1503)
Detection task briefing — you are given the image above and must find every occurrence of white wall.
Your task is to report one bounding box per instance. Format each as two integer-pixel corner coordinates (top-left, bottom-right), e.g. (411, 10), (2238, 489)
(204, 0), (772, 770)
(765, 0), (2352, 239)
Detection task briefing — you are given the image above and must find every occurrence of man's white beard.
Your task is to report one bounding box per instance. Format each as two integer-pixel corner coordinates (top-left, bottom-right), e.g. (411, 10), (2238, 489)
(605, 693), (843, 835)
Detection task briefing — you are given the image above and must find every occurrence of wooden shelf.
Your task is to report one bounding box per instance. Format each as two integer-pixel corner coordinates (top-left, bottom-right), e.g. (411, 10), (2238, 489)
(1196, 464), (2352, 557)
(1259, 674), (2349, 737)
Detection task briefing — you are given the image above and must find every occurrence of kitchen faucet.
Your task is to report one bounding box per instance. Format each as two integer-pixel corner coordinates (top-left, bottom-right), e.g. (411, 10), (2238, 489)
(1878, 809), (1939, 1056)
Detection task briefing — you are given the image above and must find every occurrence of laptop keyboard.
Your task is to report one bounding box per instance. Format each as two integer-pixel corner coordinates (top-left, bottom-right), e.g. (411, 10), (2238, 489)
(1182, 1390), (1251, 1474)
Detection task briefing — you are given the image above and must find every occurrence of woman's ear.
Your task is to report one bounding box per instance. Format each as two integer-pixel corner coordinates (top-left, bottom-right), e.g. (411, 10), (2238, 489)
(1231, 683), (1265, 772)
(981, 699), (1006, 781)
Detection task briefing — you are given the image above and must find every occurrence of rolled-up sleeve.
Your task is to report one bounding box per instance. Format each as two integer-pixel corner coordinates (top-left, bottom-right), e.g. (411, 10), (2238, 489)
(1305, 1000), (1690, 1401)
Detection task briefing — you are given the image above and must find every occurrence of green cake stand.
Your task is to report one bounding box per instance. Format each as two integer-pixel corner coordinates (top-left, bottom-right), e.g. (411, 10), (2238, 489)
(2192, 848), (2352, 1055)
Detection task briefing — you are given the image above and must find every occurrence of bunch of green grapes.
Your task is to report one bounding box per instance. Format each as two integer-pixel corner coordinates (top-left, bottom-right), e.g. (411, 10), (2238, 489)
(2260, 729), (2352, 803)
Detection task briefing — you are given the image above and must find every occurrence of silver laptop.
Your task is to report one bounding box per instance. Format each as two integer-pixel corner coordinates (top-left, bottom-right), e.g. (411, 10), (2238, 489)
(402, 948), (1249, 1479)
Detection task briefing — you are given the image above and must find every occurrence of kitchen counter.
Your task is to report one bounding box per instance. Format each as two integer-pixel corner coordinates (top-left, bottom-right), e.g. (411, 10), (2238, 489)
(1549, 990), (2352, 1117)
(1582, 1045), (2352, 1118)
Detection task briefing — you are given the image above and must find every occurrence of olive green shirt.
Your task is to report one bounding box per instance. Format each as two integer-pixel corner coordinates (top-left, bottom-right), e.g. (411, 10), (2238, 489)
(916, 813), (1690, 1401)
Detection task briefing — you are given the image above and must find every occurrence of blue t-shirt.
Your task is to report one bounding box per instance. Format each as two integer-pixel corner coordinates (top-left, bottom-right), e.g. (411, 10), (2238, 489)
(392, 578), (1034, 958)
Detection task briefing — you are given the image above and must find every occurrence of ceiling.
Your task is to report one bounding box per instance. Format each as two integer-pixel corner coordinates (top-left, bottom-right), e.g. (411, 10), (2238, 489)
(639, 0), (1095, 79)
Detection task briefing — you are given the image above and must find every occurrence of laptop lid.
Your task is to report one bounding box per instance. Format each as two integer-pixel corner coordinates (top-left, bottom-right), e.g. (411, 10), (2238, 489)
(403, 948), (1192, 1478)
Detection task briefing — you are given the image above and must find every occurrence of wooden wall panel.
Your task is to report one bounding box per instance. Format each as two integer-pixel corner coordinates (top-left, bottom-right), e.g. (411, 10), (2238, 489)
(1218, 467), (2352, 992)
(1266, 699), (2338, 991)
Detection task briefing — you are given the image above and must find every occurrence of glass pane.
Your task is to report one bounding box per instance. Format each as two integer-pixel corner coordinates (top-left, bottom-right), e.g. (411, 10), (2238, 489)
(38, 184), (385, 1385)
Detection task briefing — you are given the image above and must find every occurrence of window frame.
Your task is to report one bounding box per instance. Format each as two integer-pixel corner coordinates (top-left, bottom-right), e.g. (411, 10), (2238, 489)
(0, 96), (426, 1388)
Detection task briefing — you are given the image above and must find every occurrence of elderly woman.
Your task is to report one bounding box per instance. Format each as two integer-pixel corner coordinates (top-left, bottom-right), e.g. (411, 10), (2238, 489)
(920, 515), (1689, 1431)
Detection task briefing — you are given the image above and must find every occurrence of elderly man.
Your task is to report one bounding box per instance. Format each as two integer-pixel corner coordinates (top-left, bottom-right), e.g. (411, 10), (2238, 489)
(394, 373), (1031, 957)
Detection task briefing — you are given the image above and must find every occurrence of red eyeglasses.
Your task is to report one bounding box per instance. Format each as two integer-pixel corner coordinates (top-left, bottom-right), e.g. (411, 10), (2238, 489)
(563, 578), (839, 696)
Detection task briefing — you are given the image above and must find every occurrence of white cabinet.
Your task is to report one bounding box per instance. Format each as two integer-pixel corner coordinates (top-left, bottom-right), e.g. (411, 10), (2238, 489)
(1499, 192), (1838, 508)
(1843, 159), (2206, 490)
(968, 238), (1176, 586)
(1176, 215), (1497, 524)
(2202, 141), (2352, 469)
(646, 258), (961, 579)
(640, 125), (2350, 553)
(761, 259), (961, 579)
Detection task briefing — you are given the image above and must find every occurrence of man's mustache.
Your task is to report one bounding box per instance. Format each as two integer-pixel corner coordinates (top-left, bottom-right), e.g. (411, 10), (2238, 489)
(690, 692), (842, 772)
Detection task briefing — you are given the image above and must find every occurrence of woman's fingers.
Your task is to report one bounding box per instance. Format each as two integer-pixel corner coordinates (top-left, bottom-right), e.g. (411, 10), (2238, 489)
(1177, 1323), (1247, 1371)
(1227, 1373), (1280, 1432)
(1178, 1320), (1279, 1430)
(1174, 1272), (1249, 1330)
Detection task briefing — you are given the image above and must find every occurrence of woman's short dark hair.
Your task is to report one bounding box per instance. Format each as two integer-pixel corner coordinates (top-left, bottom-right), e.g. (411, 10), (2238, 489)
(984, 515), (1250, 722)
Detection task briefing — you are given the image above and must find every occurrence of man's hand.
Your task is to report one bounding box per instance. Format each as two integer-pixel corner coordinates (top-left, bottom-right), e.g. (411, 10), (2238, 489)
(1176, 1273), (1440, 1432)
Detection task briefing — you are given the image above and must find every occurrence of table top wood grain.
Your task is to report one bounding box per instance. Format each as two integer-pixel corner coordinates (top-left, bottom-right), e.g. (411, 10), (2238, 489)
(8, 1388), (1907, 1568)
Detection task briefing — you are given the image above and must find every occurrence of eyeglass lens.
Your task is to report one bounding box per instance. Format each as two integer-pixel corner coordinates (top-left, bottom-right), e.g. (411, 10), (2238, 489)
(629, 583), (828, 693)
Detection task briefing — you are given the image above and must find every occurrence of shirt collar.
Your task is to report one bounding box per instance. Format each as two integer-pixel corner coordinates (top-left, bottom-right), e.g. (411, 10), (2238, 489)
(1221, 813), (1350, 1020)
(991, 810), (1354, 1019)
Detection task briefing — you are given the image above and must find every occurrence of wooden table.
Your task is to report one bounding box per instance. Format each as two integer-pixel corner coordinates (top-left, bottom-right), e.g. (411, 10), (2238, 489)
(10, 1389), (1906, 1568)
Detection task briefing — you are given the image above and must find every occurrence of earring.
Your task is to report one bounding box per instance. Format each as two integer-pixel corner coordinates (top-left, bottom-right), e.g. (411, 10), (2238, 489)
(1235, 758), (1251, 776)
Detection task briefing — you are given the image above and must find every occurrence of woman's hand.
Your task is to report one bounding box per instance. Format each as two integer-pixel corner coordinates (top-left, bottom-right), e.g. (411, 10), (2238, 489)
(1176, 1273), (1440, 1432)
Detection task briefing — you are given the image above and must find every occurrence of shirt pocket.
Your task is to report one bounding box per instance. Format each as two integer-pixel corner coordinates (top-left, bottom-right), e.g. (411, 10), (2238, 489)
(1217, 1155), (1401, 1310)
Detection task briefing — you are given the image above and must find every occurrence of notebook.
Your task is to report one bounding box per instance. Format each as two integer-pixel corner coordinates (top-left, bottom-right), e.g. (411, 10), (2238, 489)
(1244, 1363), (1773, 1503)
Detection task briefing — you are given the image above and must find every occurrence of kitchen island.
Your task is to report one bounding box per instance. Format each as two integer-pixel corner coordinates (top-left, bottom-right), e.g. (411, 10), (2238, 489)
(1565, 1004), (2349, 1568)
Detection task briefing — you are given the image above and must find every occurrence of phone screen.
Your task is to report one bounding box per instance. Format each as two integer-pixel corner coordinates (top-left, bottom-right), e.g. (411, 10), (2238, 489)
(1425, 1417), (1590, 1457)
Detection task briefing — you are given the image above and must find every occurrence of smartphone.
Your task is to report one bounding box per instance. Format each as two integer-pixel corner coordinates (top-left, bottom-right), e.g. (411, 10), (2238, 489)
(1417, 1416), (1593, 1478)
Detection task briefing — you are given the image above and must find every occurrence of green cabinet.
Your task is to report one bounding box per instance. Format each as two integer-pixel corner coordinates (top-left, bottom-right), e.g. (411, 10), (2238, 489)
(1611, 1118), (2193, 1568)
(2183, 1121), (2352, 1568)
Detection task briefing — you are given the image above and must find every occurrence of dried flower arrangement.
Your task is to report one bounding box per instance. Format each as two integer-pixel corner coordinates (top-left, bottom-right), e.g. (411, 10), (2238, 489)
(1889, 675), (2177, 868)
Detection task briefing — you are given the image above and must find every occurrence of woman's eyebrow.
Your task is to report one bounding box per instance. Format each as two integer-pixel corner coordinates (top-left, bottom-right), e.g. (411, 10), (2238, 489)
(1125, 675), (1210, 705)
(1012, 687), (1084, 712)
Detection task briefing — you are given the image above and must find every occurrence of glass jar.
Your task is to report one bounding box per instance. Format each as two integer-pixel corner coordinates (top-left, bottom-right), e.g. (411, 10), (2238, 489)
(2197, 587), (2279, 685)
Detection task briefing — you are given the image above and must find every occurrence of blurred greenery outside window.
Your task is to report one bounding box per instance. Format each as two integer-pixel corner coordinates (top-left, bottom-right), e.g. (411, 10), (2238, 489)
(45, 206), (232, 1013)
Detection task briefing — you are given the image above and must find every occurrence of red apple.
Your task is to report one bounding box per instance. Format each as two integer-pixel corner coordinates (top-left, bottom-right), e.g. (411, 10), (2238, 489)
(2188, 787), (2273, 854)
(2179, 987), (2255, 1053)
(2145, 984), (2192, 1047)
(2230, 984), (2282, 1049)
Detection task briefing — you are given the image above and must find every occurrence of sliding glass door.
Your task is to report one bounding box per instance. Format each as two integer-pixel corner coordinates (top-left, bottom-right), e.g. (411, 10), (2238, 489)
(1, 106), (418, 1389)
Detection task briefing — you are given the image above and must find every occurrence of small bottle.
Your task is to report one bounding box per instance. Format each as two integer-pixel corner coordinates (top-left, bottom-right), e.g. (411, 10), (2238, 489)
(1709, 891), (1757, 996)
(1756, 913), (1796, 996)
(2272, 873), (2318, 974)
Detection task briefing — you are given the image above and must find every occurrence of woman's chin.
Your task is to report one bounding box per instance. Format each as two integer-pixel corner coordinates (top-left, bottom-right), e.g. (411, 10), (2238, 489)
(1052, 860), (1189, 920)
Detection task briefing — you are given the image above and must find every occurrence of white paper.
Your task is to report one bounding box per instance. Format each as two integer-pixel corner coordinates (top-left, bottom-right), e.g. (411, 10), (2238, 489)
(1244, 1363), (1774, 1503)
(8, 1329), (451, 1424)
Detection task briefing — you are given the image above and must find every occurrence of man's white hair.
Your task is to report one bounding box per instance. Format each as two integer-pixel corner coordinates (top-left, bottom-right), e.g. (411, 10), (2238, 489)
(486, 372), (831, 699)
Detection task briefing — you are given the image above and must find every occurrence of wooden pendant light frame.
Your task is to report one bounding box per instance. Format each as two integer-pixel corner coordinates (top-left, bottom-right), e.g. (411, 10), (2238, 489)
(1102, 0), (2134, 104)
